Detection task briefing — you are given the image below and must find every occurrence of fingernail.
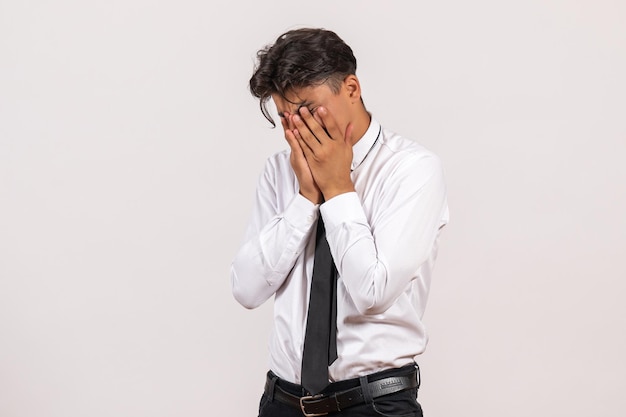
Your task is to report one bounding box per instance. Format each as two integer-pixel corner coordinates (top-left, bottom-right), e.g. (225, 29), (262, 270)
(293, 115), (300, 121)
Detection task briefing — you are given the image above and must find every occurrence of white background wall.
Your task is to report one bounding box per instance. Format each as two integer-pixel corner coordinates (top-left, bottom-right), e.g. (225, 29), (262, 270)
(1, 1), (625, 416)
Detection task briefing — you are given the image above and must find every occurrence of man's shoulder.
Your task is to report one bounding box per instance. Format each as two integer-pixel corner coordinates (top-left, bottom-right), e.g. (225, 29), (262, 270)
(379, 128), (442, 166)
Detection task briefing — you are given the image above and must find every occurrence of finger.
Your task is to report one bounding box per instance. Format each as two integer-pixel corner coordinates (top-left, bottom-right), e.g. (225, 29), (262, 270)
(280, 112), (293, 131)
(292, 114), (322, 152)
(286, 112), (296, 130)
(313, 109), (324, 128)
(293, 128), (315, 159)
(284, 127), (304, 156)
(311, 109), (333, 139)
(297, 107), (330, 143)
(282, 117), (305, 155)
(316, 107), (343, 142)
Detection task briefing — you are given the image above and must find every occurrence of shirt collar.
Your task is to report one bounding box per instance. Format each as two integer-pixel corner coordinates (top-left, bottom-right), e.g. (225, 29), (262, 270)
(351, 117), (381, 171)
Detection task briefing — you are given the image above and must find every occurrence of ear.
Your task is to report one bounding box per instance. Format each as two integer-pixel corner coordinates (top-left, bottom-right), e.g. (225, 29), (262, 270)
(343, 75), (362, 103)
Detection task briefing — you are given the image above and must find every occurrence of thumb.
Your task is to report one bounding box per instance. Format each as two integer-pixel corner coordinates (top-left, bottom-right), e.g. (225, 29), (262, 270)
(344, 122), (354, 145)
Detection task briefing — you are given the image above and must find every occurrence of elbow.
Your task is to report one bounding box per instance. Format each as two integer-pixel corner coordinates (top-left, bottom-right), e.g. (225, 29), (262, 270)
(233, 291), (261, 310)
(233, 289), (262, 310)
(353, 297), (394, 316)
(350, 283), (395, 315)
(230, 269), (263, 310)
(347, 263), (396, 315)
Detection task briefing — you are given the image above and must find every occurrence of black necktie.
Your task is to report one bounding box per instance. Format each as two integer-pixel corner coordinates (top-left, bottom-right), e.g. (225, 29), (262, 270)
(301, 216), (338, 395)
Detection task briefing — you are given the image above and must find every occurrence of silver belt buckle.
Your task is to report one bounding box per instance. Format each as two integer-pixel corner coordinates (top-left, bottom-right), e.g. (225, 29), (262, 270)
(299, 394), (328, 417)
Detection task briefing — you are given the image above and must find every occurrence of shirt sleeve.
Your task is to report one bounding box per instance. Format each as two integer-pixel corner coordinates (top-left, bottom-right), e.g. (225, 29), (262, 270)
(230, 157), (319, 309)
(321, 153), (448, 315)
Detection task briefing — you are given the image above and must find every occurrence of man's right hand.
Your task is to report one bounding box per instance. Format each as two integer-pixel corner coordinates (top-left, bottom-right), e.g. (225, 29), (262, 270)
(281, 113), (323, 204)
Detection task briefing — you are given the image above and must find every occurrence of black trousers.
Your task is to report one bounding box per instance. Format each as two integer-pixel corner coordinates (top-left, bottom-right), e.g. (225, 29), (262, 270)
(258, 364), (423, 417)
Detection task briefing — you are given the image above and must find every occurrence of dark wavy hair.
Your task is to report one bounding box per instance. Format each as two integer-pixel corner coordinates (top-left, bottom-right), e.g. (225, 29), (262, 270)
(249, 28), (357, 126)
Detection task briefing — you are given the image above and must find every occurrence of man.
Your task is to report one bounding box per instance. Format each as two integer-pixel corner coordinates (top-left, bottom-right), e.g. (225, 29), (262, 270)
(231, 28), (448, 417)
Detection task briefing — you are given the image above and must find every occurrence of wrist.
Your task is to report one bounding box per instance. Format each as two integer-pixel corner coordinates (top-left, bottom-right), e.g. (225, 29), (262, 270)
(322, 185), (355, 201)
(300, 189), (323, 205)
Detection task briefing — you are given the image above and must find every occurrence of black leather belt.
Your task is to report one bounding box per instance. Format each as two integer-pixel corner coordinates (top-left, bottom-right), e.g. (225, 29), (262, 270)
(265, 370), (418, 417)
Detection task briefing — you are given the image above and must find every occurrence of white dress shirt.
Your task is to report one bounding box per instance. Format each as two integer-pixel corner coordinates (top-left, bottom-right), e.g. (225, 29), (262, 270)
(231, 118), (449, 384)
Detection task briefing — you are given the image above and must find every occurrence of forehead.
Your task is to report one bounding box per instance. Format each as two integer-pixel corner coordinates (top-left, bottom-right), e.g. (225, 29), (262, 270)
(272, 84), (334, 113)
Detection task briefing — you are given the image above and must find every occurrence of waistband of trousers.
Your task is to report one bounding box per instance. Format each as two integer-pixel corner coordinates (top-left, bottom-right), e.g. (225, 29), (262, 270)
(267, 363), (419, 397)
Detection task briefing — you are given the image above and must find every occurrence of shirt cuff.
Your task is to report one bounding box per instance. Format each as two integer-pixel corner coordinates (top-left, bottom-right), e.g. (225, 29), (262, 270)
(283, 193), (320, 232)
(320, 192), (368, 232)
